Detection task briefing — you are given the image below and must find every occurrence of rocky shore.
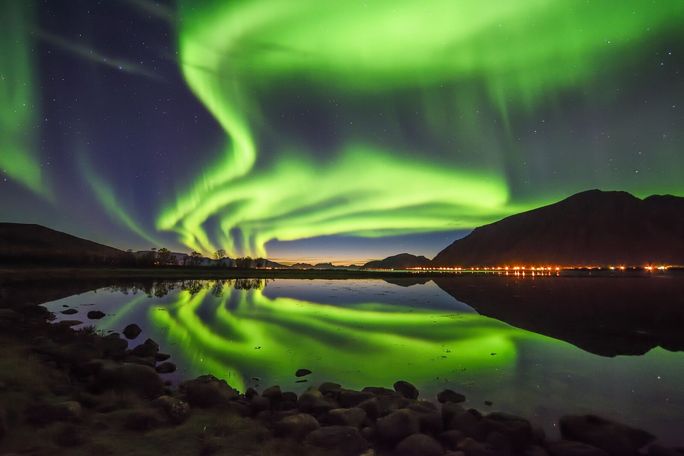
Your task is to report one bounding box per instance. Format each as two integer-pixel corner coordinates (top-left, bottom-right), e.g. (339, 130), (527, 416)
(0, 302), (681, 456)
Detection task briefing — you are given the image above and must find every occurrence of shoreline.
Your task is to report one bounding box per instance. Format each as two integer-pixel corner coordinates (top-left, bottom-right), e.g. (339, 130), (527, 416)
(0, 293), (679, 455)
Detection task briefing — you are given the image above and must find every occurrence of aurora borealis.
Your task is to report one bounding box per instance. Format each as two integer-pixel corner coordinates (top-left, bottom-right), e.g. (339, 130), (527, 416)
(1, 0), (683, 262)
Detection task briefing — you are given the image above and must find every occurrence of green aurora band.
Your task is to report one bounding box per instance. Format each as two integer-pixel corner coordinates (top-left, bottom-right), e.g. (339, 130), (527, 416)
(156, 0), (684, 256)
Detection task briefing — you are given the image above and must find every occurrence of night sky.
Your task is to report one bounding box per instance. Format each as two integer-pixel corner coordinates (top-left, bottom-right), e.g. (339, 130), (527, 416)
(1, 0), (683, 264)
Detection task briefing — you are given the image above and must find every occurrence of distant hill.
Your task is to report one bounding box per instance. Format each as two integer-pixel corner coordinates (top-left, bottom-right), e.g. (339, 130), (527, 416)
(364, 253), (432, 269)
(289, 262), (314, 269)
(0, 223), (129, 265)
(433, 190), (684, 267)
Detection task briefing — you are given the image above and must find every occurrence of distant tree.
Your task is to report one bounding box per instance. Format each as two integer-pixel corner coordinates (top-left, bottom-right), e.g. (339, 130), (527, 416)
(157, 247), (173, 265)
(189, 251), (203, 266)
(214, 249), (226, 260)
(236, 256), (253, 269)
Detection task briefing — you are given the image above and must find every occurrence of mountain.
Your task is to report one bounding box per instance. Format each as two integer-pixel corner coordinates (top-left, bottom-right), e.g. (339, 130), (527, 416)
(432, 190), (684, 267)
(0, 223), (129, 265)
(363, 253), (432, 269)
(289, 263), (314, 269)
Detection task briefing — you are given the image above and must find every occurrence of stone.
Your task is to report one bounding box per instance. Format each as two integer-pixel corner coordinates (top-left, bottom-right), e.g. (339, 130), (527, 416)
(393, 380), (419, 399)
(155, 362), (176, 374)
(438, 389), (466, 404)
(122, 323), (142, 339)
(304, 425), (369, 455)
(458, 437), (497, 456)
(648, 445), (684, 456)
(396, 433), (444, 456)
(442, 402), (467, 425)
(130, 338), (160, 358)
(526, 445), (551, 456)
(298, 389), (336, 414)
(295, 368), (312, 377)
(249, 395), (271, 414)
(152, 395), (191, 424)
(155, 352), (171, 362)
(483, 412), (533, 450)
(362, 386), (397, 396)
(274, 413), (320, 440)
(319, 382), (342, 396)
(123, 409), (163, 431)
(326, 407), (367, 428)
(61, 309), (78, 315)
(448, 409), (486, 440)
(26, 400), (82, 425)
(87, 310), (105, 319)
(547, 440), (609, 456)
(0, 309), (21, 321)
(376, 409), (420, 444)
(559, 415), (655, 455)
(262, 385), (283, 402)
(52, 423), (86, 447)
(439, 430), (466, 450)
(100, 334), (128, 359)
(338, 388), (375, 408)
(408, 401), (443, 434)
(94, 362), (164, 398)
(180, 375), (238, 407)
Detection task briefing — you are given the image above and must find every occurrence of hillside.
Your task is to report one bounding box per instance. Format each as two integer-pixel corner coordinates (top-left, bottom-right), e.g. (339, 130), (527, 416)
(432, 190), (684, 267)
(364, 253), (432, 269)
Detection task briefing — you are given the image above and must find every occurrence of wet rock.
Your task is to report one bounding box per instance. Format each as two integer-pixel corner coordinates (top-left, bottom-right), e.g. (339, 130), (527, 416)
(155, 352), (171, 362)
(483, 412), (533, 450)
(362, 386), (397, 396)
(180, 375), (238, 407)
(304, 425), (369, 455)
(442, 402), (467, 425)
(319, 382), (342, 396)
(262, 385), (283, 402)
(547, 440), (609, 456)
(152, 395), (191, 424)
(87, 310), (105, 319)
(155, 361), (176, 374)
(94, 362), (164, 398)
(130, 338), (160, 358)
(444, 452), (466, 456)
(438, 389), (466, 404)
(61, 308), (78, 315)
(245, 387), (258, 399)
(298, 389), (336, 414)
(274, 413), (320, 440)
(408, 401), (443, 434)
(124, 355), (156, 367)
(526, 446), (551, 456)
(122, 323), (142, 339)
(26, 400), (82, 425)
(99, 334), (128, 359)
(394, 380), (419, 399)
(123, 409), (163, 431)
(52, 423), (86, 447)
(325, 407), (367, 428)
(439, 430), (466, 450)
(249, 395), (271, 414)
(376, 409), (420, 444)
(296, 368), (312, 377)
(447, 409), (486, 440)
(396, 433), (444, 456)
(338, 388), (375, 408)
(0, 309), (22, 321)
(559, 415), (655, 455)
(457, 437), (497, 456)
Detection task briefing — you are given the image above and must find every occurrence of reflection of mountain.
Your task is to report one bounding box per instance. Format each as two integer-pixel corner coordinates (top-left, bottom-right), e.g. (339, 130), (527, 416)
(433, 190), (684, 267)
(434, 275), (684, 356)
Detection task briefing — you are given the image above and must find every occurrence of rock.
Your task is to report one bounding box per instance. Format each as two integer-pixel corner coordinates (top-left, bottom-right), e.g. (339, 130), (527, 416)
(396, 433), (444, 456)
(296, 368), (312, 377)
(457, 437), (497, 456)
(447, 409), (486, 440)
(87, 310), (105, 319)
(438, 389), (466, 404)
(408, 401), (443, 434)
(319, 382), (342, 396)
(155, 352), (171, 362)
(123, 409), (163, 431)
(180, 375), (238, 407)
(0, 407), (5, 440)
(547, 440), (609, 456)
(249, 395), (271, 414)
(274, 413), (320, 440)
(376, 409), (420, 444)
(94, 362), (164, 398)
(526, 446), (551, 456)
(483, 412), (533, 450)
(298, 389), (336, 414)
(338, 388), (375, 408)
(439, 430), (466, 450)
(52, 423), (86, 447)
(26, 400), (82, 425)
(0, 309), (21, 321)
(123, 323), (142, 339)
(304, 425), (369, 455)
(61, 309), (78, 315)
(130, 338), (160, 358)
(394, 380), (419, 399)
(125, 355), (156, 367)
(262, 385), (283, 402)
(362, 386), (397, 396)
(99, 334), (128, 359)
(152, 395), (191, 424)
(559, 415), (655, 455)
(155, 362), (176, 374)
(442, 402), (467, 425)
(326, 407), (367, 428)
(245, 387), (258, 399)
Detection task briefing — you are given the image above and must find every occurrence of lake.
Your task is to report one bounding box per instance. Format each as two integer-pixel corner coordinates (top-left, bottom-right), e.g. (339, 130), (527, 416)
(40, 273), (684, 445)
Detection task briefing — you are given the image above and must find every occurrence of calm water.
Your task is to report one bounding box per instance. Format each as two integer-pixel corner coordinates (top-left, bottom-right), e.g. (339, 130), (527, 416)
(41, 275), (684, 444)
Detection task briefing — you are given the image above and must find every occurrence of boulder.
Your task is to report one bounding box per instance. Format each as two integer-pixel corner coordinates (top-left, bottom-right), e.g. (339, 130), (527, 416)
(483, 412), (533, 450)
(152, 395), (191, 424)
(319, 382), (342, 396)
(376, 409), (420, 444)
(122, 323), (142, 339)
(295, 368), (312, 377)
(298, 389), (336, 414)
(26, 400), (83, 425)
(87, 310), (105, 319)
(130, 338), (160, 358)
(304, 425), (369, 455)
(338, 388), (375, 408)
(396, 433), (444, 456)
(94, 362), (164, 398)
(325, 407), (367, 428)
(547, 440), (609, 456)
(438, 389), (466, 404)
(180, 375), (238, 408)
(155, 362), (176, 374)
(362, 386), (397, 396)
(249, 395), (271, 414)
(457, 437), (497, 456)
(439, 430), (466, 450)
(262, 385), (283, 402)
(559, 415), (655, 455)
(274, 413), (320, 440)
(408, 401), (443, 434)
(394, 380), (419, 399)
(99, 334), (128, 359)
(52, 423), (86, 447)
(155, 352), (171, 362)
(61, 309), (78, 315)
(448, 409), (486, 440)
(123, 409), (163, 431)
